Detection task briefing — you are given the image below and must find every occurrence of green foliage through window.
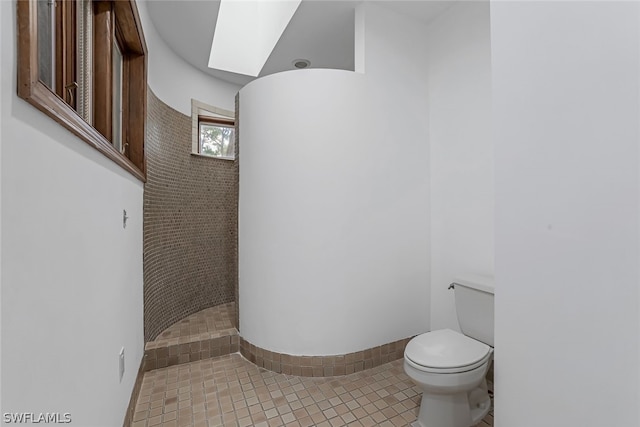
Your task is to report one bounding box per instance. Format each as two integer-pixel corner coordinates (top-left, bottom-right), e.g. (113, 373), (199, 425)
(199, 120), (235, 158)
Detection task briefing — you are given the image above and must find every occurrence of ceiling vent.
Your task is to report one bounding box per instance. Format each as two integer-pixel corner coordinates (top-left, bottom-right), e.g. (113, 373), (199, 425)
(293, 59), (311, 69)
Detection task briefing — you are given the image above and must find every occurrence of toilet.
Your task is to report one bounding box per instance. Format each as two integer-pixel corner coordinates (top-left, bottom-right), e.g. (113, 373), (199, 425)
(404, 276), (494, 427)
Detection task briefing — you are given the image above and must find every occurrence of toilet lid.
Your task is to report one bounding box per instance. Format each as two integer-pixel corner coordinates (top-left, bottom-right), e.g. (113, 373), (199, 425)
(404, 329), (491, 370)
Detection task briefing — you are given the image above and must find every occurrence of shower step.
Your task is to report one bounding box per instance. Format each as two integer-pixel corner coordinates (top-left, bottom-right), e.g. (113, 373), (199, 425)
(144, 328), (239, 371)
(143, 303), (238, 371)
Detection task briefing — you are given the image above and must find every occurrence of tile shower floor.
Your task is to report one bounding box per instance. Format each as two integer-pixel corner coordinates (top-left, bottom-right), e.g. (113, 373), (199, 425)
(152, 303), (236, 346)
(131, 353), (494, 427)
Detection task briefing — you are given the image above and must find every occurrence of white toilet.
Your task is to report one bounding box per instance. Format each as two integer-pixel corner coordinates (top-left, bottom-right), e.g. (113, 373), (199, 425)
(404, 276), (494, 427)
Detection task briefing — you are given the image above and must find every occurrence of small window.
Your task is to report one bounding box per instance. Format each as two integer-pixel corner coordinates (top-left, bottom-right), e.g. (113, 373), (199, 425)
(191, 99), (235, 160)
(198, 117), (235, 159)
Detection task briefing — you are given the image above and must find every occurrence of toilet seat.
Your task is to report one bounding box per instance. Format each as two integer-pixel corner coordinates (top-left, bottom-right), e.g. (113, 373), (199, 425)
(405, 329), (492, 374)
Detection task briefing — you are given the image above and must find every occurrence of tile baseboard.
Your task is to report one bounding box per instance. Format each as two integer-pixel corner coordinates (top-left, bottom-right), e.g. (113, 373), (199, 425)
(239, 336), (413, 377)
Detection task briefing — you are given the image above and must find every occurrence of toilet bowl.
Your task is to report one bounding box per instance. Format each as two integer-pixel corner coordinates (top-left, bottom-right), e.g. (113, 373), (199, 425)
(404, 329), (492, 427)
(404, 276), (495, 427)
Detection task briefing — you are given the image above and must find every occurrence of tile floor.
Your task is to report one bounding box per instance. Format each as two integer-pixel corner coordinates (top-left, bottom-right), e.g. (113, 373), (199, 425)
(153, 303), (236, 345)
(131, 353), (494, 427)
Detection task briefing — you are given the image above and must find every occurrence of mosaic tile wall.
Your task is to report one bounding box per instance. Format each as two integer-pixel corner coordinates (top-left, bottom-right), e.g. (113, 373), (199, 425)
(144, 90), (238, 341)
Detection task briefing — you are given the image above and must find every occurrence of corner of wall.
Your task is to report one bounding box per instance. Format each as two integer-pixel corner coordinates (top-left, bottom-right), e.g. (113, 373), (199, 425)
(425, 0), (493, 332)
(354, 3), (365, 74)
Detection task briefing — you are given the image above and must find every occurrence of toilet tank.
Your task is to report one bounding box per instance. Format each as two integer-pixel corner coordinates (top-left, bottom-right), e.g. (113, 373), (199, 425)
(454, 275), (495, 347)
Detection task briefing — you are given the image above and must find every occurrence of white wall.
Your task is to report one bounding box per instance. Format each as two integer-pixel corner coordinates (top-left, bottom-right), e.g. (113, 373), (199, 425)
(1, 2), (144, 425)
(426, 2), (493, 332)
(492, 2), (639, 426)
(0, 0), (3, 410)
(239, 3), (430, 355)
(137, 0), (241, 115)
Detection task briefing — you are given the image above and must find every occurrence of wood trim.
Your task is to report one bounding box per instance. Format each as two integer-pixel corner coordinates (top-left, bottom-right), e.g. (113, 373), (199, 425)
(64, 0), (77, 108)
(115, 1), (147, 173)
(54, 0), (63, 97)
(17, 0), (38, 100)
(121, 48), (130, 157)
(113, 0), (145, 55)
(127, 54), (146, 172)
(198, 116), (236, 127)
(54, 0), (76, 107)
(93, 0), (113, 142)
(16, 0), (147, 181)
(32, 80), (145, 181)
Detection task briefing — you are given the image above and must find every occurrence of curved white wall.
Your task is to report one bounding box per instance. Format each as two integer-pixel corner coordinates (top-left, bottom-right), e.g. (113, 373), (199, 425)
(137, 0), (240, 115)
(239, 67), (429, 355)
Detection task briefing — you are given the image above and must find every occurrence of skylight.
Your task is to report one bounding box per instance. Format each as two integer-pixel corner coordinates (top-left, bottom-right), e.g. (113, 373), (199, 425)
(209, 0), (302, 77)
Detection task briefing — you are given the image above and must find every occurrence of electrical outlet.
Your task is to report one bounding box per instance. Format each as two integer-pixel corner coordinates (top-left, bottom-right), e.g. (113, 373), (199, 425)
(119, 347), (125, 383)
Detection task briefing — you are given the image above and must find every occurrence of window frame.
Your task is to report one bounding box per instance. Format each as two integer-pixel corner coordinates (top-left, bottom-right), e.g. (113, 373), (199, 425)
(190, 99), (235, 161)
(17, 0), (148, 181)
(54, 0), (76, 107)
(198, 116), (236, 159)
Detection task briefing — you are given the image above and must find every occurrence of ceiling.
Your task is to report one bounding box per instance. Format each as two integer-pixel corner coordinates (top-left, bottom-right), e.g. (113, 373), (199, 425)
(146, 0), (455, 87)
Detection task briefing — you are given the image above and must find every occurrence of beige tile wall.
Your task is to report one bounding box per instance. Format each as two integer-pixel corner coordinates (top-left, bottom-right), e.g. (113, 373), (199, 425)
(144, 90), (238, 341)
